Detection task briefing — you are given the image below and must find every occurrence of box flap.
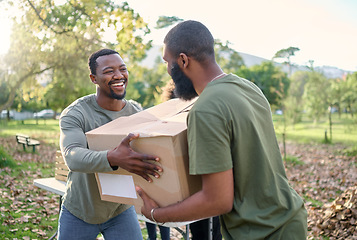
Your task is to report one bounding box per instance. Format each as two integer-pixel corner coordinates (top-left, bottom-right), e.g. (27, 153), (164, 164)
(86, 97), (197, 138)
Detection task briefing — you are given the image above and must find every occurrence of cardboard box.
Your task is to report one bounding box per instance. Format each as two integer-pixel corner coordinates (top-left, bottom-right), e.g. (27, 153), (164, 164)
(85, 98), (202, 213)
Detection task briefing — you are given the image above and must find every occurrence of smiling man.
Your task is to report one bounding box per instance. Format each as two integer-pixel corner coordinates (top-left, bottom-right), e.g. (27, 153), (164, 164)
(58, 49), (162, 240)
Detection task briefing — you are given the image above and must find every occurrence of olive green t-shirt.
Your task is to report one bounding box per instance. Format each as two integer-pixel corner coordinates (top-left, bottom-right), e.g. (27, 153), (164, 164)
(188, 74), (305, 239)
(59, 94), (142, 224)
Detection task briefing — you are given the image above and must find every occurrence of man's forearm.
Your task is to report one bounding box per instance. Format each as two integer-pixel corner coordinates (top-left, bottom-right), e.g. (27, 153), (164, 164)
(148, 169), (234, 223)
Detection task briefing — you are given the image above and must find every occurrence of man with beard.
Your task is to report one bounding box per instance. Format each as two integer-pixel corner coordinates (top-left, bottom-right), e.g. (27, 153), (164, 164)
(137, 21), (307, 240)
(58, 48), (162, 240)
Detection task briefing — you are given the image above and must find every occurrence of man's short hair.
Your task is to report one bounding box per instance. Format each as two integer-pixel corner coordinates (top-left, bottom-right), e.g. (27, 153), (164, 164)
(88, 49), (119, 75)
(164, 20), (215, 63)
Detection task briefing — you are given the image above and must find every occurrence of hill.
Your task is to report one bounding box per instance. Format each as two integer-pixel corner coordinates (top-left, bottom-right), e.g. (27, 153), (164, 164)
(141, 45), (352, 79)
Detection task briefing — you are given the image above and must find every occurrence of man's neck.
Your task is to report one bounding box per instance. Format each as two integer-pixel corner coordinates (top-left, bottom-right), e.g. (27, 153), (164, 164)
(95, 94), (126, 111)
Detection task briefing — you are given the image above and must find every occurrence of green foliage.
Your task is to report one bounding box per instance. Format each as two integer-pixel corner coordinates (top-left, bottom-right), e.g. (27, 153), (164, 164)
(283, 71), (309, 124)
(273, 47), (300, 76)
(343, 72), (357, 116)
(1, 0), (152, 113)
(215, 40), (245, 73)
(0, 80), (10, 105)
(155, 16), (183, 29)
(236, 61), (290, 108)
(284, 155), (304, 166)
(0, 20), (47, 112)
(127, 62), (169, 108)
(303, 195), (324, 208)
(329, 78), (346, 116)
(303, 72), (331, 122)
(0, 146), (16, 168)
(273, 47), (300, 60)
(339, 146), (357, 157)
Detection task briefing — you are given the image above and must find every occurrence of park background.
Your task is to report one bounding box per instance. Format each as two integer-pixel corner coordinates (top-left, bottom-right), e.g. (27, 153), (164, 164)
(0, 0), (356, 239)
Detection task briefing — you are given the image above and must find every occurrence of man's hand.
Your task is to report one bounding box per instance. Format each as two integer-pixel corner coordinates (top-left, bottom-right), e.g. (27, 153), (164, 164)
(136, 186), (159, 221)
(107, 133), (162, 182)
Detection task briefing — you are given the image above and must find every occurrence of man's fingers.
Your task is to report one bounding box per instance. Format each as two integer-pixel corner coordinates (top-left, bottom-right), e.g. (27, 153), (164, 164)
(130, 150), (160, 162)
(136, 186), (149, 201)
(140, 174), (153, 183)
(121, 133), (139, 146)
(136, 186), (159, 218)
(136, 186), (143, 197)
(133, 168), (159, 182)
(141, 160), (163, 175)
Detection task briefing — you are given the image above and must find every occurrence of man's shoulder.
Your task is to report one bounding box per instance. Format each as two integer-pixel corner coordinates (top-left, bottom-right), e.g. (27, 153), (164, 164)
(61, 94), (95, 117)
(125, 99), (143, 112)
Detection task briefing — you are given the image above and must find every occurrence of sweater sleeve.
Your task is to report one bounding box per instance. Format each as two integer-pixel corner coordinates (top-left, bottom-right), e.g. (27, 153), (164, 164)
(59, 114), (114, 173)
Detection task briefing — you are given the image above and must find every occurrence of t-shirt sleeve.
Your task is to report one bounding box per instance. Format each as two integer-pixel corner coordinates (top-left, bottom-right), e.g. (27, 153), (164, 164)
(59, 113), (113, 173)
(188, 110), (233, 175)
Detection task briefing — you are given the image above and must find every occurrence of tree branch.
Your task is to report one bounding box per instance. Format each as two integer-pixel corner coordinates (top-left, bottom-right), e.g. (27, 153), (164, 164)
(26, 0), (71, 35)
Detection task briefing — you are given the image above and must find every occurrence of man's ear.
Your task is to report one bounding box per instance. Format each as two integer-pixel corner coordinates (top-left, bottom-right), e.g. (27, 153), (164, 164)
(90, 74), (97, 84)
(178, 53), (189, 69)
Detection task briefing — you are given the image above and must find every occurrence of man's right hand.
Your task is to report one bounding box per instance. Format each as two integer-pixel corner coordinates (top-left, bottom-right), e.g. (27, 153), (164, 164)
(107, 133), (162, 182)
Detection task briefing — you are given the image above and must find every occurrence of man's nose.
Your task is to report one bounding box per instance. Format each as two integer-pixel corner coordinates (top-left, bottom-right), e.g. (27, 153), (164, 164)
(113, 69), (123, 79)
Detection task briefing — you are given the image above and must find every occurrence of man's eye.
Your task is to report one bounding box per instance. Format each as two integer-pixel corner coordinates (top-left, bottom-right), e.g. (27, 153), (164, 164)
(104, 70), (113, 74)
(120, 68), (127, 72)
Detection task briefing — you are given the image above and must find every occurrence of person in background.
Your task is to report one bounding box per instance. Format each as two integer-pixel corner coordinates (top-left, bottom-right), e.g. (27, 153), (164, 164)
(145, 222), (170, 240)
(58, 48), (162, 240)
(137, 20), (307, 240)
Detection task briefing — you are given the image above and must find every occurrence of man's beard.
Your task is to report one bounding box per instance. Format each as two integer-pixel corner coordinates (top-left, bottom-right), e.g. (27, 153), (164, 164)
(171, 63), (198, 101)
(110, 88), (126, 100)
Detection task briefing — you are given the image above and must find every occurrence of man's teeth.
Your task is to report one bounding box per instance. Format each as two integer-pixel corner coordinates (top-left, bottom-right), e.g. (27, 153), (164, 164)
(111, 82), (124, 87)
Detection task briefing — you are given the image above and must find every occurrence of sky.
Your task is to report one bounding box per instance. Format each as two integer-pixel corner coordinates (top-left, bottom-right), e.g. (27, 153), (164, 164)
(1, 0), (356, 71)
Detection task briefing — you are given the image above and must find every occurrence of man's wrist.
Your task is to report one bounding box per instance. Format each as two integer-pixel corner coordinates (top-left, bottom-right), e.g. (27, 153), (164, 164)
(151, 207), (165, 224)
(107, 150), (117, 170)
(150, 207), (158, 224)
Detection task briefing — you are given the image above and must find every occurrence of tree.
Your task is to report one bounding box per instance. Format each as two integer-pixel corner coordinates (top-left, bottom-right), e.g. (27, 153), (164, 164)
(0, 20), (51, 113)
(342, 72), (357, 118)
(1, 0), (152, 113)
(329, 78), (347, 118)
(283, 71), (309, 125)
(273, 47), (300, 76)
(236, 61), (290, 108)
(155, 16), (183, 29)
(303, 71), (331, 123)
(215, 40), (245, 73)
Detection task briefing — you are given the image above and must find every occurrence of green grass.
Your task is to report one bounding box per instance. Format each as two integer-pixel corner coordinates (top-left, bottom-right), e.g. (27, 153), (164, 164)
(0, 119), (60, 146)
(273, 113), (357, 146)
(0, 145), (16, 168)
(284, 155), (304, 166)
(303, 196), (324, 208)
(2, 112), (356, 147)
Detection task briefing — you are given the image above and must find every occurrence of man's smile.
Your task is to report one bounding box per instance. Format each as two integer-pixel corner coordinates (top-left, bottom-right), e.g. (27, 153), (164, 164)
(109, 79), (126, 88)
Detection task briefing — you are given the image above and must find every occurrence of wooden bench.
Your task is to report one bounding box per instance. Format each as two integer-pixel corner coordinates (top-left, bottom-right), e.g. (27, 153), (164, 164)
(15, 134), (40, 153)
(55, 151), (69, 182)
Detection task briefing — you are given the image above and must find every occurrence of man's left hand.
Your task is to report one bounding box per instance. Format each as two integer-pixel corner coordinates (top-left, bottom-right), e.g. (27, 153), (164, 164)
(136, 186), (159, 221)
